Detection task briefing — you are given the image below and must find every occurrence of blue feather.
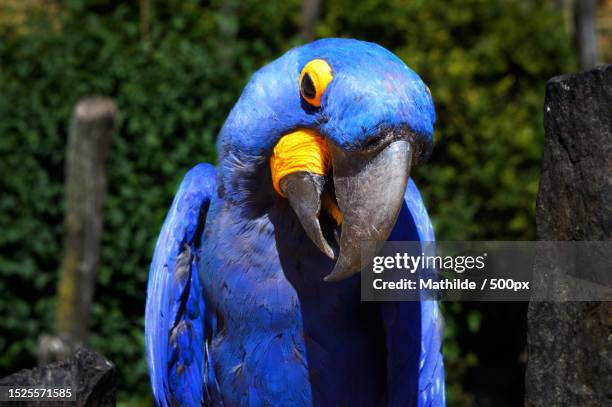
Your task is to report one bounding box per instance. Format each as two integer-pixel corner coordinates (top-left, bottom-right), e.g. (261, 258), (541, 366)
(145, 163), (221, 406)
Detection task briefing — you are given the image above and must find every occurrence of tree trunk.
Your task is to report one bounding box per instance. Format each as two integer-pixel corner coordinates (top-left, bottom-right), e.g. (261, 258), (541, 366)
(300, 0), (321, 42)
(39, 98), (116, 364)
(140, 0), (151, 42)
(219, 0), (238, 71)
(525, 66), (612, 406)
(574, 0), (600, 70)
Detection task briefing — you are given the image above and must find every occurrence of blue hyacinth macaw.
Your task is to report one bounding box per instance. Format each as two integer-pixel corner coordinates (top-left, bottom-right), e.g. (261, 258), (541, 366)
(145, 38), (444, 406)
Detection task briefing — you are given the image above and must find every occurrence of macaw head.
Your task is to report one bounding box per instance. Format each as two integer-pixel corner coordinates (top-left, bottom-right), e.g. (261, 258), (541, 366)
(217, 38), (435, 281)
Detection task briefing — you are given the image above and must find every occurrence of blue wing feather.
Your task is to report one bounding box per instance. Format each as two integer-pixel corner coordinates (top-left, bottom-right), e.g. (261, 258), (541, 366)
(385, 178), (445, 406)
(405, 179), (445, 407)
(145, 163), (221, 406)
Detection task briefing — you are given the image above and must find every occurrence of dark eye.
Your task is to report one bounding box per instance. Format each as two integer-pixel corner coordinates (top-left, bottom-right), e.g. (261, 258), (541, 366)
(301, 73), (316, 100)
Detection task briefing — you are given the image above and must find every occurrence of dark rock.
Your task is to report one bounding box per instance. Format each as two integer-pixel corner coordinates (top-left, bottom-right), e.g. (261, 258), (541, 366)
(525, 65), (612, 406)
(0, 347), (116, 406)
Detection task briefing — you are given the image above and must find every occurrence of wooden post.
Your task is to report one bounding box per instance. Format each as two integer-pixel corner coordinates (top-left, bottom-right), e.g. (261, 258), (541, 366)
(219, 0), (238, 71)
(573, 0), (600, 70)
(38, 98), (117, 364)
(525, 66), (612, 406)
(140, 0), (151, 42)
(300, 0), (321, 42)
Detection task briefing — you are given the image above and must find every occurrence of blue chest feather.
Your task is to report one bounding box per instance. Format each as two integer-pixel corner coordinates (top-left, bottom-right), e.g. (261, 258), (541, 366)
(199, 197), (389, 406)
(145, 163), (444, 406)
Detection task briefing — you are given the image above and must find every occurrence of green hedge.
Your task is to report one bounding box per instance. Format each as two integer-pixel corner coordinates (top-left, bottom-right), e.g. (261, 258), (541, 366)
(0, 1), (573, 404)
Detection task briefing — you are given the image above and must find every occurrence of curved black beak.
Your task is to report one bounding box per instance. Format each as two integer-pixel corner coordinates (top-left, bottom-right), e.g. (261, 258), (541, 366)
(280, 172), (336, 259)
(281, 137), (412, 282)
(325, 139), (411, 281)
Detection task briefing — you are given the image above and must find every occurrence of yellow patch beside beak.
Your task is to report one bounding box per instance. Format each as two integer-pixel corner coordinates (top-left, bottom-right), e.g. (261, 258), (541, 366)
(270, 129), (343, 225)
(270, 129), (331, 196)
(322, 194), (343, 225)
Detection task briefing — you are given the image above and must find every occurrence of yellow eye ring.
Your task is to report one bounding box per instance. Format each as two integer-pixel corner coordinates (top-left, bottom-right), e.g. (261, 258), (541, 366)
(299, 59), (333, 107)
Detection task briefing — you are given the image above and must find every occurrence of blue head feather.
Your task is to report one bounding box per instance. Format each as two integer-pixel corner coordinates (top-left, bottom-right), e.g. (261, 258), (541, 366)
(217, 38), (435, 203)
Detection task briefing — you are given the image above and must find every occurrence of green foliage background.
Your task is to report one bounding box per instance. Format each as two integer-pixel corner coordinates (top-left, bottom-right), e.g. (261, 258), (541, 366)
(0, 0), (574, 405)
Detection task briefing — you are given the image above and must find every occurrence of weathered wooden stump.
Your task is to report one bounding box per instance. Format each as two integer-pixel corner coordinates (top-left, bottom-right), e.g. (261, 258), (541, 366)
(525, 65), (612, 406)
(38, 97), (117, 364)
